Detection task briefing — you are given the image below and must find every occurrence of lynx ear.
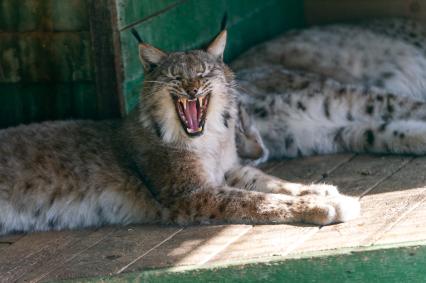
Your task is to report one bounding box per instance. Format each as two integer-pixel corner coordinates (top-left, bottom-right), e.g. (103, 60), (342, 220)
(131, 28), (167, 71)
(206, 30), (227, 60)
(138, 43), (167, 71)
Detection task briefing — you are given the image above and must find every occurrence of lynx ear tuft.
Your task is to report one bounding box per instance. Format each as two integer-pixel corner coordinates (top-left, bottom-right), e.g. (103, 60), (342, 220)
(221, 12), (228, 30)
(131, 28), (143, 44)
(206, 30), (227, 60)
(138, 43), (167, 71)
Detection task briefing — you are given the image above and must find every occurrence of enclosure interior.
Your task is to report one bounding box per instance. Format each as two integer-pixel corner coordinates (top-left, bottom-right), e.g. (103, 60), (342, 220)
(1, 1), (426, 282)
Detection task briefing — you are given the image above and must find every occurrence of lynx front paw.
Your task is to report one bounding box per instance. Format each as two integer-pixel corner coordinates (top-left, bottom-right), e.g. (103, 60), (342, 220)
(302, 196), (361, 225)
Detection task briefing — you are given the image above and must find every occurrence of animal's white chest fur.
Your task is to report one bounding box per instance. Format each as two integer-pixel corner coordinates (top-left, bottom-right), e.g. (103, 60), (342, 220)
(191, 127), (238, 186)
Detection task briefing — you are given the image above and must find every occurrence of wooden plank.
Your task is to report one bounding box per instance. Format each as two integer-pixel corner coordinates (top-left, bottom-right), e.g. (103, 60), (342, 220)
(91, 245), (426, 283)
(208, 224), (318, 266)
(121, 225), (251, 273)
(0, 32), (93, 83)
(0, 228), (115, 282)
(265, 154), (354, 183)
(42, 226), (181, 282)
(0, 233), (25, 252)
(0, 233), (25, 244)
(322, 155), (411, 196)
(119, 0), (305, 112)
(0, 231), (86, 277)
(358, 190), (426, 245)
(370, 157), (426, 245)
(87, 0), (121, 119)
(0, 83), (97, 129)
(17, 227), (117, 283)
(0, 0), (89, 32)
(293, 189), (425, 254)
(292, 155), (418, 254)
(304, 0), (426, 25)
(0, 243), (11, 252)
(375, 200), (426, 245)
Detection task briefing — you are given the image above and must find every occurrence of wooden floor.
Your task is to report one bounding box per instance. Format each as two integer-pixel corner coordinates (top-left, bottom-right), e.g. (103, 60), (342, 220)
(2, 154), (426, 282)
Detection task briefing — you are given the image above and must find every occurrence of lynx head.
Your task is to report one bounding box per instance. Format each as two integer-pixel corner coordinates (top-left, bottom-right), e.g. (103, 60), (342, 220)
(136, 30), (236, 144)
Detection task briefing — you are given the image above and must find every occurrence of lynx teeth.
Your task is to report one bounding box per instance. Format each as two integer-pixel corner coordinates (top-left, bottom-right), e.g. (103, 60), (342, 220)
(179, 98), (187, 110)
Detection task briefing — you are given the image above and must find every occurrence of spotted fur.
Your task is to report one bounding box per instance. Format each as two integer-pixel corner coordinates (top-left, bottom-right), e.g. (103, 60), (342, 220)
(233, 18), (426, 160)
(0, 29), (359, 235)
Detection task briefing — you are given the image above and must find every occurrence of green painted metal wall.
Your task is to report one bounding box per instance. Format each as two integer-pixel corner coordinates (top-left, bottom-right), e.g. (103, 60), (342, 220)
(115, 0), (306, 113)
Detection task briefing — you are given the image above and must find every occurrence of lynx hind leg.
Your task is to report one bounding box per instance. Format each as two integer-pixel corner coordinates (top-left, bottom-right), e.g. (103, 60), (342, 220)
(182, 186), (360, 226)
(225, 166), (339, 197)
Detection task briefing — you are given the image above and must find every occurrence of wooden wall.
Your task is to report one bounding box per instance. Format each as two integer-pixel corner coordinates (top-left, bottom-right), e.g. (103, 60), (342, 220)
(0, 0), (119, 129)
(114, 0), (305, 113)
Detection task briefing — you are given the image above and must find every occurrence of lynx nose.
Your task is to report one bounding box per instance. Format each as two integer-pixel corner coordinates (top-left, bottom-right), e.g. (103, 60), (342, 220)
(187, 88), (199, 98)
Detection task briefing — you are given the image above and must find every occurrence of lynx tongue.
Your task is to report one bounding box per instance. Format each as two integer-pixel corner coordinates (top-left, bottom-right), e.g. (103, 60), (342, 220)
(184, 99), (199, 132)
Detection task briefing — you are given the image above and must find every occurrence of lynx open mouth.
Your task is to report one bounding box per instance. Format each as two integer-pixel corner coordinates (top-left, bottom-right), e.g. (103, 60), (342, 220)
(174, 94), (210, 136)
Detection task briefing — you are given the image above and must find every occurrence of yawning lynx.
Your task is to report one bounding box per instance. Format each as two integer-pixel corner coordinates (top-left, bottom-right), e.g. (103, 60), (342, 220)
(0, 28), (359, 235)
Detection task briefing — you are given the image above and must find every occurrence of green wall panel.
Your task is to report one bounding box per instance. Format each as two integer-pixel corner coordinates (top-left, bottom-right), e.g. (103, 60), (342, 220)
(0, 0), (105, 129)
(117, 0), (305, 113)
(0, 32), (93, 83)
(0, 0), (89, 32)
(0, 83), (97, 128)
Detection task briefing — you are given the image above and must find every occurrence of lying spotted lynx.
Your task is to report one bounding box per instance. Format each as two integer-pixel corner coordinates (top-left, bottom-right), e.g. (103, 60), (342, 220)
(234, 18), (426, 161)
(0, 26), (361, 235)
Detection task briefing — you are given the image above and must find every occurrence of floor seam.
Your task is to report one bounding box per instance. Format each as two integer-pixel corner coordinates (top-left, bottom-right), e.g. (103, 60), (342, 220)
(199, 225), (253, 266)
(360, 157), (415, 198)
(315, 154), (357, 183)
(116, 228), (183, 274)
(282, 227), (320, 256)
(364, 189), (426, 246)
(32, 228), (118, 283)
